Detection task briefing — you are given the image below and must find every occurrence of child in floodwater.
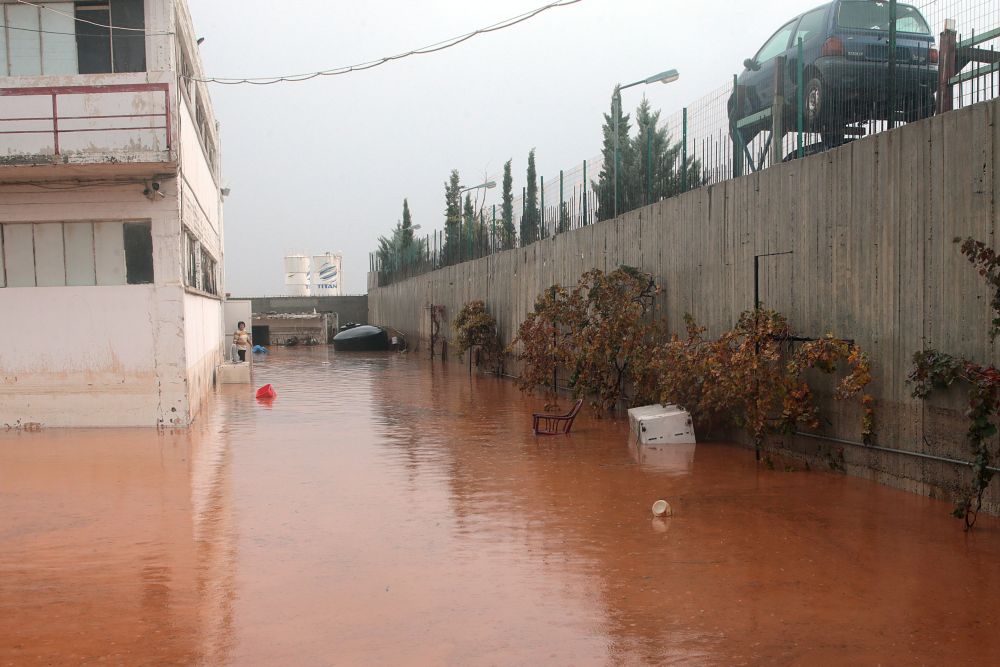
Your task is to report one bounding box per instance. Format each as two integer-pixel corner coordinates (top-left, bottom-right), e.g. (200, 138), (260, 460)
(233, 321), (251, 362)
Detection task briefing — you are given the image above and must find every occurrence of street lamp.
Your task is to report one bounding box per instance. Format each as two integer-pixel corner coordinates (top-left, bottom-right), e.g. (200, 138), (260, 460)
(612, 69), (679, 218)
(456, 180), (496, 262)
(459, 180), (496, 195)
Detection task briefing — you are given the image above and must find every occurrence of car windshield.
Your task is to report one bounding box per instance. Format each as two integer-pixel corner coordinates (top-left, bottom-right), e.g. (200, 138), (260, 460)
(837, 1), (930, 34)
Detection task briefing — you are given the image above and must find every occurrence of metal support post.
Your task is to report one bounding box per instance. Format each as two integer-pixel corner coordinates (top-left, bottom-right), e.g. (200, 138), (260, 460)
(771, 55), (786, 165)
(681, 107), (688, 191)
(797, 39), (804, 158)
(732, 74), (744, 178)
(938, 21), (957, 114)
(887, 0), (898, 129)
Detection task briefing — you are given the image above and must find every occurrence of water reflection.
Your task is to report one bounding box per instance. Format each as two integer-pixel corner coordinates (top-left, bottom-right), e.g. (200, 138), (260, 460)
(2, 348), (1000, 665)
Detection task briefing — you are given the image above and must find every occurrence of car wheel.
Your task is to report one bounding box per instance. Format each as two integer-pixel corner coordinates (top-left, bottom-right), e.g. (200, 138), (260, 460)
(804, 77), (827, 131)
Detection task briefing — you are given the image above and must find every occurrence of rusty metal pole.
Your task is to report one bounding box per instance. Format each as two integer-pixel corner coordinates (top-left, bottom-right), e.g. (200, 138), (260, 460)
(937, 20), (957, 114)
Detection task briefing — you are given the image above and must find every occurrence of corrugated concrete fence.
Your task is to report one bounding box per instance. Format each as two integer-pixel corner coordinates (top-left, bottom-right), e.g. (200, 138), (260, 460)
(369, 98), (1000, 513)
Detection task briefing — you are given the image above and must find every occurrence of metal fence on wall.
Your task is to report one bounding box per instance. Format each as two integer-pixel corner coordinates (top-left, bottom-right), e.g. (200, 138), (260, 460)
(372, 0), (999, 286)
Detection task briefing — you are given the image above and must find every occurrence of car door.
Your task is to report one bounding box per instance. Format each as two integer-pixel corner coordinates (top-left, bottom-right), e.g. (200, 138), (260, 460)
(744, 19), (797, 115)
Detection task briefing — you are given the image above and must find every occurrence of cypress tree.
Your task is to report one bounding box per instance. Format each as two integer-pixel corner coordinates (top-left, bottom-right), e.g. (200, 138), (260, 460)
(594, 88), (634, 221)
(500, 159), (515, 250)
(442, 169), (461, 265)
(463, 193), (475, 260)
(401, 198), (414, 247)
(522, 149), (540, 245)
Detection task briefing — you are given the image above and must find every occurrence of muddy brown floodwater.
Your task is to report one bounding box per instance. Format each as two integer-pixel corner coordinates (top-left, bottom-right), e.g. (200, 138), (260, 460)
(3, 348), (1000, 666)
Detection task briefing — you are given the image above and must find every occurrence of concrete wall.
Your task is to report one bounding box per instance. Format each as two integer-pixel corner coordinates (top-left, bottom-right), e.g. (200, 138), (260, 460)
(369, 98), (1000, 513)
(249, 295), (368, 324)
(0, 285), (187, 427)
(183, 293), (223, 420)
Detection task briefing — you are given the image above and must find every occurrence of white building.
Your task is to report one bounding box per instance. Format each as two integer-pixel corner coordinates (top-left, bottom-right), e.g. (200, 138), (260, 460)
(0, 0), (225, 427)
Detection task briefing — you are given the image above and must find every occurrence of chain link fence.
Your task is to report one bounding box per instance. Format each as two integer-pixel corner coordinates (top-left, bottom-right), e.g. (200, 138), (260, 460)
(373, 0), (999, 286)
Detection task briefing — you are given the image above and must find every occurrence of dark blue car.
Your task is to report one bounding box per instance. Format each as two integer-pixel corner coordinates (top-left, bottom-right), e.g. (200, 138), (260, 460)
(728, 0), (938, 147)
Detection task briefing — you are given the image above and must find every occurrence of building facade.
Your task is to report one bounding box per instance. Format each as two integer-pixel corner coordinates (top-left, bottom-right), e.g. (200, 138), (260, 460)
(0, 0), (225, 427)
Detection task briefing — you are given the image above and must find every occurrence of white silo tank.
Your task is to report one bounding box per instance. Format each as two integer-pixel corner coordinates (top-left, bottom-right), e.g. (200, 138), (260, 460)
(284, 254), (311, 296)
(310, 253), (342, 296)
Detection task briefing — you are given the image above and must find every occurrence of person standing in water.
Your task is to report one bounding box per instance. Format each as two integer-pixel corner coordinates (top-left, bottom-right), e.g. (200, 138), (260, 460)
(233, 321), (251, 362)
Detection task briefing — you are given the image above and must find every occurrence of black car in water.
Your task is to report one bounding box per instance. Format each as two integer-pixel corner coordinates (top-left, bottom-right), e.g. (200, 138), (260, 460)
(729, 0), (938, 147)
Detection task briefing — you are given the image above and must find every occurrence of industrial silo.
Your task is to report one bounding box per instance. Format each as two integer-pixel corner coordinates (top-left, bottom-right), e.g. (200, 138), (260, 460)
(310, 253), (342, 296)
(284, 254), (310, 296)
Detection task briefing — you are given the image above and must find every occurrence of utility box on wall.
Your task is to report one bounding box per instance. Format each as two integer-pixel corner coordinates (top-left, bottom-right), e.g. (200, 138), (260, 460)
(627, 404), (696, 445)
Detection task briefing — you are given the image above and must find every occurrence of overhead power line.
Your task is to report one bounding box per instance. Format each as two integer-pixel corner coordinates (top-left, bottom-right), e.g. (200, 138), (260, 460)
(17, 0), (159, 35)
(190, 0), (584, 86)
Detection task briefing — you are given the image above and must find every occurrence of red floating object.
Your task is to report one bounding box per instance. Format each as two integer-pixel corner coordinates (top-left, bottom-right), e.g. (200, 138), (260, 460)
(255, 384), (277, 399)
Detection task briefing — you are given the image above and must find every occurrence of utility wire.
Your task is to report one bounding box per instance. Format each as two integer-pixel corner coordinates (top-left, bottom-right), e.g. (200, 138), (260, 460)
(0, 23), (160, 37)
(16, 0), (153, 32)
(190, 0), (583, 85)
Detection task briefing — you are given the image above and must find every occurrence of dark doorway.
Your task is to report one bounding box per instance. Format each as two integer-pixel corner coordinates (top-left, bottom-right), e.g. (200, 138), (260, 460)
(252, 325), (270, 346)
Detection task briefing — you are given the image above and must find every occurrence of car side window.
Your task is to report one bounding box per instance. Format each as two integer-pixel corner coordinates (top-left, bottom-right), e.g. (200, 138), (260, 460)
(794, 8), (827, 45)
(755, 20), (796, 64)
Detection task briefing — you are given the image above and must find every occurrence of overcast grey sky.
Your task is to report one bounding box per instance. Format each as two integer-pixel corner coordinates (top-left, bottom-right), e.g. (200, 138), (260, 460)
(187, 0), (850, 296)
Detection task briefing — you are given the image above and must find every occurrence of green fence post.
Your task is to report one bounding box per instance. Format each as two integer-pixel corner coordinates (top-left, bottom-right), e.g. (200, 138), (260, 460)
(888, 0), (897, 129)
(582, 160), (588, 226)
(540, 175), (545, 237)
(646, 127), (652, 205)
(559, 169), (564, 233)
(797, 37), (804, 158)
(732, 74), (743, 178)
(681, 107), (688, 192)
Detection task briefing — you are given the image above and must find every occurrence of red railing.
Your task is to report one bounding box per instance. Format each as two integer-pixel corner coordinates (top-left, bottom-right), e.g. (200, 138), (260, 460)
(0, 82), (171, 156)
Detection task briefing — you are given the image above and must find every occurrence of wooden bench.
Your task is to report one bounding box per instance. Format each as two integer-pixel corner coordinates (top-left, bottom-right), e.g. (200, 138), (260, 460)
(532, 398), (584, 435)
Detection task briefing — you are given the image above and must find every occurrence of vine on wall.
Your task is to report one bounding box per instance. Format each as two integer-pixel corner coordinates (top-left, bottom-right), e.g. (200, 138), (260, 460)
(453, 300), (503, 375)
(510, 267), (874, 446)
(511, 266), (662, 413)
(908, 238), (1000, 529)
(654, 309), (873, 453)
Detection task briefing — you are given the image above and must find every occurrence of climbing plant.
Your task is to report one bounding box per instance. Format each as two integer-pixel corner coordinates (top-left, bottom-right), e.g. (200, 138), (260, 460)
(511, 266), (662, 413)
(654, 309), (874, 456)
(908, 238), (1000, 529)
(453, 300), (503, 374)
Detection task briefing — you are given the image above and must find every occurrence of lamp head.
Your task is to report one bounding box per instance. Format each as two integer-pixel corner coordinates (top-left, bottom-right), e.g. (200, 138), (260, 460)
(647, 69), (680, 85)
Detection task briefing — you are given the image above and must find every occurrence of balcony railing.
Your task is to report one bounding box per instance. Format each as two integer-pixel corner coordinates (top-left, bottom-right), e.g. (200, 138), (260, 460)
(0, 83), (171, 165)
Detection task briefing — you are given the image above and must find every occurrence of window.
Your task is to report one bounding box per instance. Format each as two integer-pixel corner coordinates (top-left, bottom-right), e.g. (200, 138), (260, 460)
(200, 247), (217, 295)
(794, 8), (828, 46)
(755, 20), (796, 64)
(75, 0), (146, 74)
(0, 221), (153, 288)
(0, 1), (145, 76)
(837, 2), (930, 35)
(185, 232), (199, 288)
(123, 221), (153, 284)
(0, 2), (79, 76)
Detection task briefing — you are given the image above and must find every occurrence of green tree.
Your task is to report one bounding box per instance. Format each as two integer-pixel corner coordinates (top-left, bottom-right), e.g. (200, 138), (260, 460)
(401, 198), (414, 247)
(521, 149), (540, 245)
(375, 214), (428, 282)
(558, 200), (571, 234)
(500, 159), (515, 250)
(442, 169), (461, 265)
(462, 192), (475, 260)
(631, 97), (702, 205)
(594, 88), (634, 222)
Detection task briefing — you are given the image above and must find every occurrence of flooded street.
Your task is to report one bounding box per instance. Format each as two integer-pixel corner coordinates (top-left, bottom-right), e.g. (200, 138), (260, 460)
(3, 348), (1000, 666)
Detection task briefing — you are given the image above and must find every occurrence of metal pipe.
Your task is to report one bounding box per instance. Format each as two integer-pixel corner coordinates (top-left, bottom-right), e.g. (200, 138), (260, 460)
(793, 431), (1000, 474)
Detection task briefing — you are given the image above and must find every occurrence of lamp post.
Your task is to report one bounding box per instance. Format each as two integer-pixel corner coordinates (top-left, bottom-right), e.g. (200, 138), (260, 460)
(457, 180), (496, 262)
(612, 68), (679, 218)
